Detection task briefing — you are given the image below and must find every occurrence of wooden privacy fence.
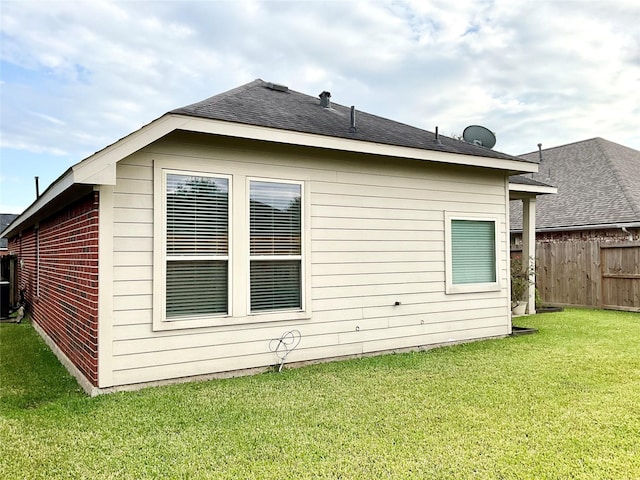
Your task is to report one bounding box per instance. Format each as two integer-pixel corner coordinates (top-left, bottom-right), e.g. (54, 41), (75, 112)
(512, 241), (640, 312)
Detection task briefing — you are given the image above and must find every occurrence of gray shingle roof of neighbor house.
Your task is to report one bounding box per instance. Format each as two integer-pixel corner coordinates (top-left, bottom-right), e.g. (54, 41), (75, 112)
(0, 214), (18, 249)
(172, 79), (537, 164)
(510, 137), (640, 231)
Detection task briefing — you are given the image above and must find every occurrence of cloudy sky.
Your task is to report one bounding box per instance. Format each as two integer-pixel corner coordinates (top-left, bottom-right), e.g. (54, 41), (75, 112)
(1, 0), (639, 213)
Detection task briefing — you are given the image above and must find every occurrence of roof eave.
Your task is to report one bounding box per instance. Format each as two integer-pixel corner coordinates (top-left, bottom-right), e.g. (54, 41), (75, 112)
(509, 183), (558, 197)
(1, 168), (75, 239)
(72, 114), (189, 185)
(4, 112), (539, 238)
(1, 115), (188, 238)
(171, 114), (539, 173)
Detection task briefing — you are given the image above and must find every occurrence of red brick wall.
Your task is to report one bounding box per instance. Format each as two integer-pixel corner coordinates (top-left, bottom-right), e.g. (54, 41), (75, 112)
(536, 228), (640, 244)
(9, 192), (99, 386)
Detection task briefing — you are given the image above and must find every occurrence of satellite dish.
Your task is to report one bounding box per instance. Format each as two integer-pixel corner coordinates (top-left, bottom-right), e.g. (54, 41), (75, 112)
(463, 125), (496, 149)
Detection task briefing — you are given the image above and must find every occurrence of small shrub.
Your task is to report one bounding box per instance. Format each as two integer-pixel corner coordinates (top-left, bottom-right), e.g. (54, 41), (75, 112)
(511, 255), (535, 305)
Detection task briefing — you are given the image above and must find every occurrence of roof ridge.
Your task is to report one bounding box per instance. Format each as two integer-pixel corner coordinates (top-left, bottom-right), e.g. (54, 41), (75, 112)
(595, 137), (640, 218)
(519, 137), (603, 156)
(170, 78), (266, 115)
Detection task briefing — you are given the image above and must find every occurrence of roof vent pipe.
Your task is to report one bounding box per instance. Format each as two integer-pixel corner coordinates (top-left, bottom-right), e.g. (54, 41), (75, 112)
(434, 126), (442, 145)
(319, 91), (331, 108)
(538, 143), (543, 162)
(350, 106), (357, 133)
(35, 176), (40, 199)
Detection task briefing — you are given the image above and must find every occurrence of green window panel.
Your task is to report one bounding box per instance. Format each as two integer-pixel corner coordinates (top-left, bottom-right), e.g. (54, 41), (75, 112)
(451, 219), (496, 284)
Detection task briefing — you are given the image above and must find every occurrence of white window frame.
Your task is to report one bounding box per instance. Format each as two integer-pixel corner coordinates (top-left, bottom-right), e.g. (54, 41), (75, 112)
(153, 160), (312, 331)
(153, 168), (232, 330)
(444, 212), (501, 294)
(247, 177), (305, 315)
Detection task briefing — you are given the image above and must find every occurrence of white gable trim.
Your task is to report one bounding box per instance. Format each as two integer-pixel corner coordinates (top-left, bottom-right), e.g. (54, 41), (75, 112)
(70, 113), (539, 187)
(509, 182), (557, 196)
(3, 113), (539, 239)
(72, 115), (189, 185)
(1, 169), (75, 239)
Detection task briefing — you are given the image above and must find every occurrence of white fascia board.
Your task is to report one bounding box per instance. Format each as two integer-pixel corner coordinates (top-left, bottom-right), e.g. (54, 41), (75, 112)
(509, 183), (558, 195)
(61, 112), (541, 187)
(72, 115), (190, 185)
(0, 168), (75, 239)
(4, 113), (538, 239)
(174, 115), (539, 174)
(2, 116), (187, 238)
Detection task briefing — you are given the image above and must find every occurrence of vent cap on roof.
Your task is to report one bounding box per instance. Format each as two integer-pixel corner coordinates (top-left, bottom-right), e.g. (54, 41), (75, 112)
(266, 82), (288, 92)
(319, 91), (331, 108)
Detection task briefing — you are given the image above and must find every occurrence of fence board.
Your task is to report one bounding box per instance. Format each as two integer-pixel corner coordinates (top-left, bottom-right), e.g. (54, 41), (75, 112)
(601, 245), (640, 312)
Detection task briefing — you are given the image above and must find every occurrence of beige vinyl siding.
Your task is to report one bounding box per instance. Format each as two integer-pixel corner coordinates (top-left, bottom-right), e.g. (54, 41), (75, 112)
(112, 156), (154, 342)
(107, 132), (509, 387)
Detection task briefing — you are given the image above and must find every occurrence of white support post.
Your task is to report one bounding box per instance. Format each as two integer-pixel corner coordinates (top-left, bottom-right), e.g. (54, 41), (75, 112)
(522, 197), (536, 314)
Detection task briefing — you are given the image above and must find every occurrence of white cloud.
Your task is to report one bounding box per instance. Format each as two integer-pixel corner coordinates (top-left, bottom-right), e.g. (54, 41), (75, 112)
(29, 111), (66, 126)
(1, 0), (639, 210)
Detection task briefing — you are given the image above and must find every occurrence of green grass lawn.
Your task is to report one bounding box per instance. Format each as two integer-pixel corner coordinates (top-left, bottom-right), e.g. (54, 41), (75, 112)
(1, 310), (639, 479)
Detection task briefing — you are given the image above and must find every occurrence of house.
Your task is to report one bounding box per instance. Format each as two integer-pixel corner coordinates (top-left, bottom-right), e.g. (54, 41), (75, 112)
(1, 214), (18, 255)
(510, 138), (640, 310)
(1, 79), (544, 394)
(1, 214), (19, 318)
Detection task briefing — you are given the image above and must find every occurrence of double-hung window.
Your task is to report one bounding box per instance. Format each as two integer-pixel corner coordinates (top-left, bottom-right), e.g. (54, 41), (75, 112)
(445, 213), (500, 294)
(164, 172), (230, 319)
(249, 180), (303, 312)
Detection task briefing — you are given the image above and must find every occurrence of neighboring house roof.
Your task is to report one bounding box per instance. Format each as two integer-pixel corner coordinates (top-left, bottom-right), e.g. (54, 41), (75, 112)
(511, 138), (640, 231)
(3, 79), (539, 239)
(0, 214), (18, 249)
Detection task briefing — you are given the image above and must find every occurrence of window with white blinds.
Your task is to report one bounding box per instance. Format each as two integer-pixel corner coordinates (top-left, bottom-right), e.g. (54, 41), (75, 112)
(451, 219), (497, 284)
(249, 180), (302, 312)
(165, 173), (229, 319)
